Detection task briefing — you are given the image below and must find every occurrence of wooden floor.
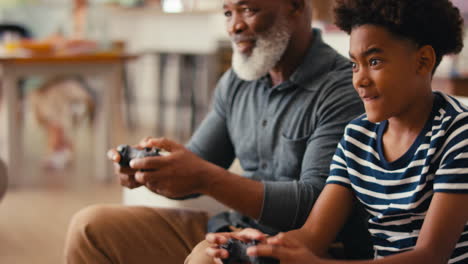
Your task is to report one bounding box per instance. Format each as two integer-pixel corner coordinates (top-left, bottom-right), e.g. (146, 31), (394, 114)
(0, 183), (121, 264)
(0, 74), (205, 263)
(0, 109), (155, 264)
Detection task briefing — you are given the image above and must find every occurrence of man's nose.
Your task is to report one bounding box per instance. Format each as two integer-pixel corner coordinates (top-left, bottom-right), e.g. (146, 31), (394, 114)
(227, 13), (247, 35)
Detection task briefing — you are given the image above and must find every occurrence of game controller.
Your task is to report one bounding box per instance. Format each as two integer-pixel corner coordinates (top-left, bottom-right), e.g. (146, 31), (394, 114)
(220, 239), (279, 264)
(116, 144), (169, 168)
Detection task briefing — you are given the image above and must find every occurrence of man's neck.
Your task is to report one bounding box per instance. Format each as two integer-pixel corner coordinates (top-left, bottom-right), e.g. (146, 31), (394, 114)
(268, 30), (313, 87)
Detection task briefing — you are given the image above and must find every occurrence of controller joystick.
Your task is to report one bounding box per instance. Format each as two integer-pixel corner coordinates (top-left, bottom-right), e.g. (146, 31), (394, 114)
(220, 239), (279, 264)
(116, 144), (168, 168)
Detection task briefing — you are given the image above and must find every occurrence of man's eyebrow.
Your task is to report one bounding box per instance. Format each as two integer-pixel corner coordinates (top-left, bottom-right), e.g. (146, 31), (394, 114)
(349, 47), (384, 59)
(231, 0), (250, 6)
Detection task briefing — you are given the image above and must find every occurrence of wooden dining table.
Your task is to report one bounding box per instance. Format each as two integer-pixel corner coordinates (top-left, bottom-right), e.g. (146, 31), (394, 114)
(0, 51), (134, 185)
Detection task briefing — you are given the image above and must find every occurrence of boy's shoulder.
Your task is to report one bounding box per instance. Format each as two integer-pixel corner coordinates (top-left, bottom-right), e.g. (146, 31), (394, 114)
(433, 92), (468, 127)
(434, 91), (468, 115)
(345, 114), (379, 134)
(339, 114), (381, 145)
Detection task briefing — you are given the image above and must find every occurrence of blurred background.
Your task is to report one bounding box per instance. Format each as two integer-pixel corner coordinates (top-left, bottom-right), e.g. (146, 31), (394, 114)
(0, 0), (466, 263)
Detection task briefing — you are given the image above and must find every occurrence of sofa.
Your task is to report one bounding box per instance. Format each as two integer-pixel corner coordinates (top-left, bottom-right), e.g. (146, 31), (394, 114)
(122, 160), (245, 216)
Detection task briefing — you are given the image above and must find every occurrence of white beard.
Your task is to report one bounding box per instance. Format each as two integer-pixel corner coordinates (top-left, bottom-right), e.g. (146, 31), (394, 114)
(231, 18), (291, 81)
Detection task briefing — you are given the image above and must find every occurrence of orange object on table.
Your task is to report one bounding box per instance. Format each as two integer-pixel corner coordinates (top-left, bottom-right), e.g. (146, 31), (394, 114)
(19, 40), (55, 55)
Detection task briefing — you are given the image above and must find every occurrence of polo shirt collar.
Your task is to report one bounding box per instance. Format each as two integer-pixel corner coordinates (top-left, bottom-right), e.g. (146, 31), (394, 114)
(289, 28), (338, 89)
(257, 28), (338, 91)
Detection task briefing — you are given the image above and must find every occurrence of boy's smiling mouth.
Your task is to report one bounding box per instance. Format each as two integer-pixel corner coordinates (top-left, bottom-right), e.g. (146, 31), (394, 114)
(361, 94), (380, 102)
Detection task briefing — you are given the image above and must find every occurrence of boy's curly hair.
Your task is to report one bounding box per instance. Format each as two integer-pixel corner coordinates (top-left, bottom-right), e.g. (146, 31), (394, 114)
(334, 0), (465, 69)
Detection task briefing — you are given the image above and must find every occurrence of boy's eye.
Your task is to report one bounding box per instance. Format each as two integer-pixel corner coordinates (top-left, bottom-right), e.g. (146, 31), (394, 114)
(370, 58), (381, 66)
(224, 10), (232, 17)
(351, 62), (358, 71)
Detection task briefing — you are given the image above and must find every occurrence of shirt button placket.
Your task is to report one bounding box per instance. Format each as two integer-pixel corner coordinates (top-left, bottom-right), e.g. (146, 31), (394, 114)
(259, 118), (268, 171)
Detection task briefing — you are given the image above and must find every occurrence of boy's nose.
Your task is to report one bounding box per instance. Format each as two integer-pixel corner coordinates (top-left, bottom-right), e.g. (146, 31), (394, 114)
(354, 71), (371, 88)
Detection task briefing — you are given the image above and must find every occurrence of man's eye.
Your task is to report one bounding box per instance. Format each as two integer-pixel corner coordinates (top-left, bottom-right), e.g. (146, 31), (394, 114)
(224, 11), (232, 17)
(243, 8), (256, 14)
(351, 62), (358, 71)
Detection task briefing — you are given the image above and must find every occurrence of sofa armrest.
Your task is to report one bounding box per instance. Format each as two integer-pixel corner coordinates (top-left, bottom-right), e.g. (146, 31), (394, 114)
(122, 160), (243, 216)
(122, 188), (229, 217)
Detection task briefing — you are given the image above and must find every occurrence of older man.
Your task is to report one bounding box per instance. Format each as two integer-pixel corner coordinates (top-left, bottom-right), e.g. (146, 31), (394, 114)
(64, 0), (371, 263)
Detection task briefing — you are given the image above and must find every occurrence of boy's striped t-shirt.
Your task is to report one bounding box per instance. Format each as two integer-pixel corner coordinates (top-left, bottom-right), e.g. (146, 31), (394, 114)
(327, 92), (468, 263)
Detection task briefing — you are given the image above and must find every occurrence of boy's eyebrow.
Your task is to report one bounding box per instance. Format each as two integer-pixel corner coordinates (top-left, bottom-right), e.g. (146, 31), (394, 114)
(349, 47), (384, 59)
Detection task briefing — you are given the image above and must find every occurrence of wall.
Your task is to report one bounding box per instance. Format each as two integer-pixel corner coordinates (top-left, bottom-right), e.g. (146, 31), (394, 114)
(106, 8), (226, 53)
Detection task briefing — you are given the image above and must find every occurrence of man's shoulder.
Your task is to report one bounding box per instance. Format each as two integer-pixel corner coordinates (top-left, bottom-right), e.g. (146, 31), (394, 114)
(217, 68), (253, 92)
(317, 49), (352, 86)
(300, 44), (352, 93)
(315, 37), (352, 74)
(218, 69), (238, 87)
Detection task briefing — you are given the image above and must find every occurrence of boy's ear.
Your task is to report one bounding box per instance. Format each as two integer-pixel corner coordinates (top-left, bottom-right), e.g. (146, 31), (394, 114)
(417, 45), (436, 75)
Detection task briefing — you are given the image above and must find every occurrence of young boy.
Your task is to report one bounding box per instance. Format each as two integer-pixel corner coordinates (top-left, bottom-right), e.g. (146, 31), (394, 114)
(205, 0), (468, 263)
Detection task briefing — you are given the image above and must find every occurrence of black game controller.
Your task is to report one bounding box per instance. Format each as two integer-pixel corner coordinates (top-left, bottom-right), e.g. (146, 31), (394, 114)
(116, 144), (167, 168)
(220, 239), (279, 264)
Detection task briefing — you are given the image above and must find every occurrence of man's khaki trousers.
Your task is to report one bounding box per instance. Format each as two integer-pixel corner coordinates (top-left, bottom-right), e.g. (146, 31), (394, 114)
(64, 204), (211, 264)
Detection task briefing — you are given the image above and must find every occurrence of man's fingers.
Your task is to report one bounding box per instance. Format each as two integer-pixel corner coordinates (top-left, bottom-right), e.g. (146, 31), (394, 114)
(107, 149), (120, 162)
(119, 174), (142, 189)
(142, 137), (180, 152)
(135, 170), (149, 183)
(134, 170), (159, 184)
(138, 136), (154, 147)
(129, 155), (170, 170)
(113, 163), (137, 175)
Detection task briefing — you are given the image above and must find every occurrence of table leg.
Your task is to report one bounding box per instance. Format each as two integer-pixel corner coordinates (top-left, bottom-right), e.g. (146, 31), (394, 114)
(3, 72), (21, 186)
(94, 64), (125, 182)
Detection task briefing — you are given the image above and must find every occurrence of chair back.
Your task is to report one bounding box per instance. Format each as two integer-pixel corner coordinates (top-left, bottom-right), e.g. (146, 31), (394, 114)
(0, 23), (32, 39)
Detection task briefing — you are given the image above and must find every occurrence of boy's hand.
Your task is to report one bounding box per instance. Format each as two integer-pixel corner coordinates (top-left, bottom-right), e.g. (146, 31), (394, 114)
(205, 228), (268, 260)
(247, 232), (322, 264)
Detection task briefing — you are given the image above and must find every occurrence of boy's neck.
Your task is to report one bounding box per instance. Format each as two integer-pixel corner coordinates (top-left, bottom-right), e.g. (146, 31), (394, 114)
(382, 91), (434, 162)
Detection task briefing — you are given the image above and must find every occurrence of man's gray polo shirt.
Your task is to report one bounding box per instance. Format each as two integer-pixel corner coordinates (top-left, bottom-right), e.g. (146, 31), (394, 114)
(187, 29), (364, 231)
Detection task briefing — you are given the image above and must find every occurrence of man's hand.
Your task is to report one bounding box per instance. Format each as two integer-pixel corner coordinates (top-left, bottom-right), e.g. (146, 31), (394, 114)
(107, 147), (142, 189)
(127, 137), (212, 198)
(247, 232), (322, 264)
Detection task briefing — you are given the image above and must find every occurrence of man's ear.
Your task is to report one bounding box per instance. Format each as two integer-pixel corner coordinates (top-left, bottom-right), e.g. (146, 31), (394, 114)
(417, 45), (436, 75)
